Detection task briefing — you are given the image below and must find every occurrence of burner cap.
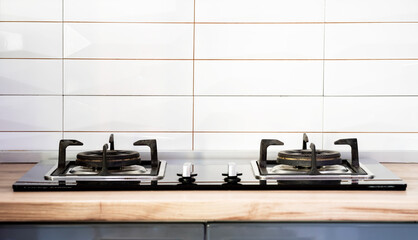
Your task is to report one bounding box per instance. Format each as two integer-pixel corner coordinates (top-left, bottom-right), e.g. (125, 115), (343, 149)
(76, 150), (140, 168)
(278, 149), (341, 167)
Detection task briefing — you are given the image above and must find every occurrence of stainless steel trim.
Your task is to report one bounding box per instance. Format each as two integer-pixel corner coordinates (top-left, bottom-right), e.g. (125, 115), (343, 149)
(250, 160), (374, 180)
(44, 161), (167, 182)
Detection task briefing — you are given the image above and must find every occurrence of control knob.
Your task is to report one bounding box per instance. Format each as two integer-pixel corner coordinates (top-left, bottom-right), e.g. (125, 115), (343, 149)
(177, 162), (197, 184)
(222, 162), (242, 184)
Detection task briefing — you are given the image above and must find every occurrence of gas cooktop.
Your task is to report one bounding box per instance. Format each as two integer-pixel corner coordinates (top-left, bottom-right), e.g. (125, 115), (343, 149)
(13, 134), (407, 191)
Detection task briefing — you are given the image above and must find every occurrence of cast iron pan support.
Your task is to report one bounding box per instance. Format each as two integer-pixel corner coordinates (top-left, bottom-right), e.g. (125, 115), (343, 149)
(308, 143), (320, 175)
(109, 134), (115, 150)
(58, 139), (83, 175)
(258, 139), (284, 175)
(302, 133), (309, 150)
(334, 138), (360, 172)
(134, 139), (159, 174)
(99, 144), (109, 176)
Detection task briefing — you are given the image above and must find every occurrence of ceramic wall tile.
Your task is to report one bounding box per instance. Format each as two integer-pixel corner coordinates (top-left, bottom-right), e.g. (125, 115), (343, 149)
(0, 132), (62, 150)
(65, 0), (193, 22)
(195, 132), (323, 150)
(0, 59), (61, 94)
(64, 23), (193, 59)
(323, 133), (418, 152)
(325, 23), (418, 59)
(195, 24), (323, 59)
(196, 0), (324, 22)
(64, 96), (192, 131)
(195, 97), (323, 131)
(0, 0), (61, 21)
(64, 60), (192, 95)
(0, 23), (61, 58)
(195, 60), (323, 95)
(324, 97), (418, 132)
(324, 60), (418, 95)
(63, 132), (192, 151)
(0, 96), (62, 131)
(326, 0), (418, 22)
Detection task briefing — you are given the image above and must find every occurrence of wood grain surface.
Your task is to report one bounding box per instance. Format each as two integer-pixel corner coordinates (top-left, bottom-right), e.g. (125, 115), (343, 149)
(0, 163), (417, 222)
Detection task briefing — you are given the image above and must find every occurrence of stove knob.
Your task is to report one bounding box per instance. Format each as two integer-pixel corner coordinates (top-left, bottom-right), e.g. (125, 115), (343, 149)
(177, 162), (197, 184)
(182, 162), (194, 178)
(222, 162), (242, 184)
(227, 162), (238, 177)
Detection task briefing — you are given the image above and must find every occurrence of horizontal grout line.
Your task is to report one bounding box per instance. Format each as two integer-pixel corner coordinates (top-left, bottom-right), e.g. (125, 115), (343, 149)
(323, 59), (418, 61)
(65, 58), (194, 61)
(197, 59), (326, 61)
(0, 58), (63, 60)
(197, 21), (418, 24)
(324, 95), (418, 98)
(2, 21), (418, 24)
(0, 21), (63, 23)
(1, 131), (418, 134)
(0, 94), (62, 96)
(66, 21), (194, 24)
(2, 94), (418, 98)
(2, 58), (418, 61)
(325, 21), (418, 24)
(65, 131), (192, 133)
(194, 131), (418, 134)
(0, 131), (62, 133)
(195, 59), (418, 61)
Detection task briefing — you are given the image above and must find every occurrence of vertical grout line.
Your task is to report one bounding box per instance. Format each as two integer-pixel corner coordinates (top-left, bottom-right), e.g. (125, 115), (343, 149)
(61, 0), (65, 139)
(321, 0), (326, 149)
(192, 0), (196, 150)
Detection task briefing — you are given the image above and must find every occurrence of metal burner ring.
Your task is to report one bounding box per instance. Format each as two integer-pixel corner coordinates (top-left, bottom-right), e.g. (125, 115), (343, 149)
(76, 150), (140, 168)
(278, 149), (341, 167)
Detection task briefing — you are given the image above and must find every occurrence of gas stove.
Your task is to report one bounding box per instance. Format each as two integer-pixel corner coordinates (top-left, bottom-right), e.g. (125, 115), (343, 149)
(13, 134), (407, 191)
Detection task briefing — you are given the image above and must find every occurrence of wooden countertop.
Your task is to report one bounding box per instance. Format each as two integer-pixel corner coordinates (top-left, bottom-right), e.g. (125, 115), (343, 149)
(0, 163), (417, 222)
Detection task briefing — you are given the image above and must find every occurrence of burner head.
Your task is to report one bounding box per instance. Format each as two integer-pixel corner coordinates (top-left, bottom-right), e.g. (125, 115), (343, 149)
(76, 150), (140, 168)
(277, 149), (341, 167)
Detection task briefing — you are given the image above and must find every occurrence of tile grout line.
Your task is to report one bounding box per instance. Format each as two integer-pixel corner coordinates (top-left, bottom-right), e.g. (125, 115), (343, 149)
(3, 21), (418, 24)
(321, 0), (327, 149)
(1, 131), (418, 134)
(192, 0), (196, 150)
(2, 94), (418, 97)
(61, 0), (65, 139)
(2, 58), (418, 61)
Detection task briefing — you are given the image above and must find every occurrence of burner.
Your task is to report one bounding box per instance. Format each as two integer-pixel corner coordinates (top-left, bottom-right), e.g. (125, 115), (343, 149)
(68, 165), (147, 175)
(271, 164), (349, 174)
(278, 149), (342, 167)
(76, 150), (140, 168)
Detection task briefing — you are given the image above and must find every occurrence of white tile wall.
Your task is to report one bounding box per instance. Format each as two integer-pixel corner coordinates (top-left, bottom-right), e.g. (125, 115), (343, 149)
(64, 96), (192, 131)
(196, 0), (324, 22)
(64, 60), (193, 95)
(323, 133), (418, 151)
(195, 97), (323, 131)
(195, 133), (323, 150)
(1, 1), (418, 155)
(0, 59), (62, 94)
(324, 60), (418, 95)
(195, 60), (323, 95)
(195, 24), (324, 59)
(0, 23), (62, 58)
(0, 132), (61, 150)
(325, 23), (418, 59)
(324, 97), (418, 132)
(0, 96), (62, 131)
(64, 0), (194, 22)
(326, 0), (418, 22)
(64, 23), (193, 59)
(0, 0), (62, 21)
(63, 132), (192, 151)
